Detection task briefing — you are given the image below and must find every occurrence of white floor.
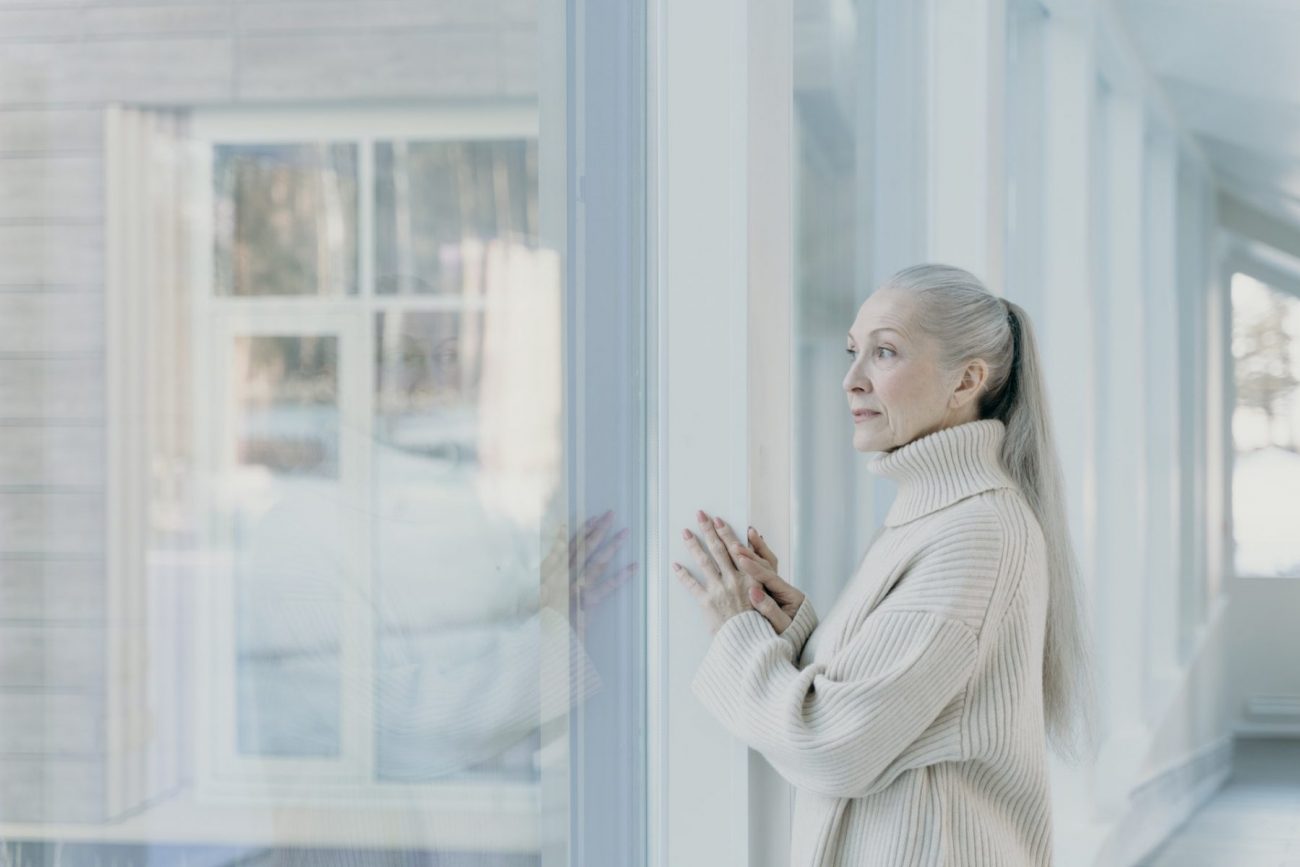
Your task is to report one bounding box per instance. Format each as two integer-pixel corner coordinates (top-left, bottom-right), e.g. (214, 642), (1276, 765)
(1139, 737), (1300, 867)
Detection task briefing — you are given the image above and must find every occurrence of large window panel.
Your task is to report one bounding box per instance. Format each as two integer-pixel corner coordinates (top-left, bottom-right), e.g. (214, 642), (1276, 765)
(39, 0), (651, 863)
(792, 0), (874, 614)
(1004, 0), (1047, 320)
(187, 111), (616, 833)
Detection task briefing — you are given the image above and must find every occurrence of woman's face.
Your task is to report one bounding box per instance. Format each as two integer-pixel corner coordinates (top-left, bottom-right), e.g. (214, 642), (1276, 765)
(842, 289), (977, 453)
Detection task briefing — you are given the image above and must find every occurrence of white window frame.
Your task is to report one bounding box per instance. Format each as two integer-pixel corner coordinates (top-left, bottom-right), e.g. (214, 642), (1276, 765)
(1141, 128), (1183, 717)
(651, 0), (802, 864)
(186, 104), (547, 813)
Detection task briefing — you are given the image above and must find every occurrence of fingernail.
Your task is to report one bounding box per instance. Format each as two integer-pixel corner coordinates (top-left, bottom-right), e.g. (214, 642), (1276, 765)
(681, 528), (690, 540)
(697, 510), (707, 523)
(748, 526), (755, 535)
(713, 515), (724, 528)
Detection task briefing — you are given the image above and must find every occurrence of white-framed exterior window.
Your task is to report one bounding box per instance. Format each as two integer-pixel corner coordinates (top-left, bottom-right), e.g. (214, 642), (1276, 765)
(1227, 269), (1300, 579)
(184, 106), (567, 809)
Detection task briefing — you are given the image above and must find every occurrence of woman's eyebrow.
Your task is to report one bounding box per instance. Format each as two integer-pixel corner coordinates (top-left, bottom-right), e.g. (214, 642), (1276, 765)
(847, 327), (902, 343)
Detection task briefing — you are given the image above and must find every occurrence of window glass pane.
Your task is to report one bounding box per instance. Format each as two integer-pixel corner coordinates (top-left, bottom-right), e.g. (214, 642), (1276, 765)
(17, 0), (648, 861)
(792, 0), (871, 610)
(1231, 272), (1300, 577)
(214, 143), (359, 297)
(230, 334), (343, 757)
(374, 140), (538, 295)
(1004, 0), (1046, 313)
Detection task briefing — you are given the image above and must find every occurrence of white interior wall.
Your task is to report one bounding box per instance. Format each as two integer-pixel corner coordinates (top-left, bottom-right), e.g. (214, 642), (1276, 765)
(1226, 580), (1300, 738)
(922, 2), (1233, 865)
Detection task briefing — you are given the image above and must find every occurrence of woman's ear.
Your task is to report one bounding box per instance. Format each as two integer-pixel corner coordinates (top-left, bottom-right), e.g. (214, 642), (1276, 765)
(955, 359), (989, 403)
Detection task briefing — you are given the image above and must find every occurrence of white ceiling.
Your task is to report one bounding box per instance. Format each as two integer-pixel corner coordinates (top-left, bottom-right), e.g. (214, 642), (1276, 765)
(1119, 0), (1300, 227)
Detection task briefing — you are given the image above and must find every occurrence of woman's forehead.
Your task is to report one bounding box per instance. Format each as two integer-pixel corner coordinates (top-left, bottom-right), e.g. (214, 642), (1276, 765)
(850, 297), (913, 341)
(857, 289), (913, 323)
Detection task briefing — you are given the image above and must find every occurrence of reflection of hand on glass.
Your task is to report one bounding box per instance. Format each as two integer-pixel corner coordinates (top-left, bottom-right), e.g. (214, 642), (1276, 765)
(536, 508), (638, 641)
(371, 506), (638, 782)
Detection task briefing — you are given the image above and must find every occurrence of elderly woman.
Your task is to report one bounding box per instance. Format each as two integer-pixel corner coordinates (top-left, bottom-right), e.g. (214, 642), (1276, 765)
(674, 263), (1097, 866)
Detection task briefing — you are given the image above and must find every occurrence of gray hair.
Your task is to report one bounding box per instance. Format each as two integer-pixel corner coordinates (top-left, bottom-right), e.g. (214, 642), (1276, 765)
(880, 262), (1099, 764)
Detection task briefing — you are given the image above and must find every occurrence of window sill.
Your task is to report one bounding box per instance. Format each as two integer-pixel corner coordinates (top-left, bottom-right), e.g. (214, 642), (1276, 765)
(0, 781), (540, 851)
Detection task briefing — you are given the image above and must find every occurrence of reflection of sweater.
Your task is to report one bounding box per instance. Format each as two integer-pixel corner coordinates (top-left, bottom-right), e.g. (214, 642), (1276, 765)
(376, 605), (603, 779)
(236, 474), (603, 778)
(691, 418), (1053, 866)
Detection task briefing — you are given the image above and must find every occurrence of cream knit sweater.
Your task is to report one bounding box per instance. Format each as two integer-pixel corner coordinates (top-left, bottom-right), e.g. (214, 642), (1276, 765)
(691, 418), (1053, 866)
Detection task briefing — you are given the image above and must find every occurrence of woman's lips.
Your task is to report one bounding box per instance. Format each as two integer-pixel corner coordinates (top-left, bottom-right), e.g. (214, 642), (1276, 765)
(853, 410), (880, 422)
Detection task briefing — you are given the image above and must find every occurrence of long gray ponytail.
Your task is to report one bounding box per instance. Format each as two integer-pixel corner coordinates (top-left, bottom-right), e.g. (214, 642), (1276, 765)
(882, 263), (1100, 763)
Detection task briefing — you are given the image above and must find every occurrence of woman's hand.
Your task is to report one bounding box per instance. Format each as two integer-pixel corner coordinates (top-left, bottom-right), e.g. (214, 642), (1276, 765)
(674, 509), (798, 637)
(734, 528), (805, 625)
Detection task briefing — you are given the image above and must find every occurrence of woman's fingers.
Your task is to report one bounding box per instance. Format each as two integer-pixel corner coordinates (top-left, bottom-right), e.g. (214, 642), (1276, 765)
(713, 519), (749, 564)
(735, 549), (802, 609)
(748, 586), (793, 634)
(672, 561), (703, 593)
(747, 527), (779, 570)
(697, 512), (740, 578)
(735, 547), (783, 588)
(682, 529), (723, 582)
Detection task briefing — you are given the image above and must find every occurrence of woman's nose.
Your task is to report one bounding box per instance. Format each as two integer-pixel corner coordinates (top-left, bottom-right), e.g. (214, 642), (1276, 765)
(844, 359), (865, 391)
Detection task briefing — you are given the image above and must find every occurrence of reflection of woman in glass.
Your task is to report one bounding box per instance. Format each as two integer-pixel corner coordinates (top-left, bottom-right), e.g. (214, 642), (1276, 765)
(367, 238), (637, 780)
(675, 264), (1097, 866)
(240, 240), (636, 782)
(371, 494), (633, 781)
(367, 238), (643, 780)
(239, 486), (632, 775)
(369, 239), (642, 779)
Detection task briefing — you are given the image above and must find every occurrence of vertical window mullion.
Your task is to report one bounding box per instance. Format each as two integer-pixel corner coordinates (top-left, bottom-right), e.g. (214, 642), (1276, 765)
(354, 135), (378, 783)
(342, 311), (374, 782)
(360, 137), (376, 303)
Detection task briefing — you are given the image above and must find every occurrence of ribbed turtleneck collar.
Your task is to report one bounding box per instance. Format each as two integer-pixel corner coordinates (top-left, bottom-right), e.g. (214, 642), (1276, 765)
(866, 418), (1016, 527)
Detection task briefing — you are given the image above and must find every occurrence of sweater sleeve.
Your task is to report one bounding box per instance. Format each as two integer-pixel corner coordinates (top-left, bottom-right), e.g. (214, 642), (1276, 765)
(690, 604), (977, 799)
(777, 596), (819, 658)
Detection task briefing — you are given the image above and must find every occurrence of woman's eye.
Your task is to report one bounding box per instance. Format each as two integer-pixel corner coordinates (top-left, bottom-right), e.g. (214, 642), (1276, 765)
(846, 347), (895, 360)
